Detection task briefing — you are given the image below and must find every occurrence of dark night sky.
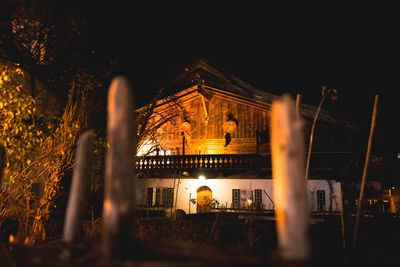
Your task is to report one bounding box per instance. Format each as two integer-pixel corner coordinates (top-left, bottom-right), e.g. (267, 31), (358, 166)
(83, 4), (400, 156)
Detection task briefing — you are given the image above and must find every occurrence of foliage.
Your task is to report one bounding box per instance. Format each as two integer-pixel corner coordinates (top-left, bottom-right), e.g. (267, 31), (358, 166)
(0, 62), (88, 243)
(0, 62), (39, 178)
(190, 197), (220, 208)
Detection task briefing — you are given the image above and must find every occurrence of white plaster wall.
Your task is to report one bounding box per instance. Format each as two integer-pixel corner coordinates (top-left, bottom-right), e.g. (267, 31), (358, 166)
(306, 180), (342, 212)
(142, 178), (342, 214)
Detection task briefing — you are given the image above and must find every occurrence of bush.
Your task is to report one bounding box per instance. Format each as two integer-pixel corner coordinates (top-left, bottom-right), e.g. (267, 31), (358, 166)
(0, 62), (88, 244)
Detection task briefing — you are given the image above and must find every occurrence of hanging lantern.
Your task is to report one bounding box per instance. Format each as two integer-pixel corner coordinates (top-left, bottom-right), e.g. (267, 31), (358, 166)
(223, 120), (237, 134)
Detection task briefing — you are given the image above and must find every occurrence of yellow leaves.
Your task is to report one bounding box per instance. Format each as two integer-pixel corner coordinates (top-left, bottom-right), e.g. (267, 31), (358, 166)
(15, 68), (23, 76)
(0, 64), (90, 244)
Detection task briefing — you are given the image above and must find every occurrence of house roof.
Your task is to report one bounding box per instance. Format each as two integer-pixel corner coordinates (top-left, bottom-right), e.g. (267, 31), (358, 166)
(157, 58), (364, 129)
(167, 58), (277, 105)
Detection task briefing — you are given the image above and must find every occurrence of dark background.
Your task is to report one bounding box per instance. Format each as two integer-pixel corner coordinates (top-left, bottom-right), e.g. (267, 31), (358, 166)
(81, 3), (399, 158)
(3, 2), (399, 157)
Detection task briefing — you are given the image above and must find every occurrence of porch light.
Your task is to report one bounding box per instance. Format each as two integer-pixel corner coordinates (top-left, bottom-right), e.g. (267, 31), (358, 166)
(198, 175), (206, 181)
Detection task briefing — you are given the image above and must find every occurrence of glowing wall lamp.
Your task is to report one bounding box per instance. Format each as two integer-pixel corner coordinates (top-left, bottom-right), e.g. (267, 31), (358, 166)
(198, 175), (206, 181)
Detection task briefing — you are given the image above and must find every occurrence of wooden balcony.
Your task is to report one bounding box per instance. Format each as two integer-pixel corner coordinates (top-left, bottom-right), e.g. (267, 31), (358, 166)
(136, 152), (353, 173)
(136, 154), (270, 171)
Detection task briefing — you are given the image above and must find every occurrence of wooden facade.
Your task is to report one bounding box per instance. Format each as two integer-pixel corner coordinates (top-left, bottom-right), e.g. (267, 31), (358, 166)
(152, 88), (270, 155)
(138, 58), (362, 158)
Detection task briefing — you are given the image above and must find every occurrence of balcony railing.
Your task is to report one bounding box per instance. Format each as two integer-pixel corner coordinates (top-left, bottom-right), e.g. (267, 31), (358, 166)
(136, 154), (270, 171)
(136, 152), (354, 172)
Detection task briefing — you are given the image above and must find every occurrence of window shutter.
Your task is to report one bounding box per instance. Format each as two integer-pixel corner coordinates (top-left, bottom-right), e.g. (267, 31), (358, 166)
(255, 189), (262, 209)
(162, 188), (168, 207)
(232, 189), (240, 209)
(146, 187), (154, 207)
(167, 188), (174, 208)
(155, 188), (161, 206)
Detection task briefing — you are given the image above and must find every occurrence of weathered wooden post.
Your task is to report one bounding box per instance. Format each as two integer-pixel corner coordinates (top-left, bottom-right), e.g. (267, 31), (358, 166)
(352, 94), (379, 248)
(270, 94), (310, 263)
(296, 93), (302, 118)
(63, 130), (94, 243)
(103, 77), (136, 260)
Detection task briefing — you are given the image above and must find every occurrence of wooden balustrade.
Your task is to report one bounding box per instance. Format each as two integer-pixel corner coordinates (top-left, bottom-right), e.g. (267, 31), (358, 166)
(136, 152), (352, 172)
(136, 154), (271, 171)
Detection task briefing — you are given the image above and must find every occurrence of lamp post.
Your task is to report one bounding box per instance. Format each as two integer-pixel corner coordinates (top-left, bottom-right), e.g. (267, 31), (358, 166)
(305, 86), (337, 180)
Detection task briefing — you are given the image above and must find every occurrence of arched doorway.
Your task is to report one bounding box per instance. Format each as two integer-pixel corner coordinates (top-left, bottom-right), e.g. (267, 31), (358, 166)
(197, 186), (212, 213)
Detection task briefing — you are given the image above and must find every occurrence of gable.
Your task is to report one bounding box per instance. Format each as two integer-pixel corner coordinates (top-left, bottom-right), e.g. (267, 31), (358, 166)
(151, 89), (270, 155)
(152, 58), (362, 130)
(137, 58), (364, 156)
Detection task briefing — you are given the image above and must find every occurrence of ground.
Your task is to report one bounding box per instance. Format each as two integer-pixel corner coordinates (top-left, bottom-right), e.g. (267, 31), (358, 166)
(4, 213), (400, 266)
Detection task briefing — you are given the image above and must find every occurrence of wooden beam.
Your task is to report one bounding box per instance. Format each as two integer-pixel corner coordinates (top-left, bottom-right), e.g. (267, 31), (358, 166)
(200, 95), (209, 119)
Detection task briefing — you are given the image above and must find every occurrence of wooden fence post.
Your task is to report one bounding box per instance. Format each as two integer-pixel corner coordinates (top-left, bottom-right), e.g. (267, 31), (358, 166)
(296, 93), (302, 118)
(352, 94), (379, 248)
(102, 77), (136, 260)
(270, 94), (310, 262)
(63, 130), (94, 243)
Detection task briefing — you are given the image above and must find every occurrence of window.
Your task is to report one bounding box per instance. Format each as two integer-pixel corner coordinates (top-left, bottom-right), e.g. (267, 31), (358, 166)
(232, 189), (240, 209)
(317, 190), (326, 212)
(148, 187), (173, 208)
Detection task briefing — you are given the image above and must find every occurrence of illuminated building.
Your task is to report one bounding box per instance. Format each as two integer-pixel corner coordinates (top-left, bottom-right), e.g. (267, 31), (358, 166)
(136, 59), (359, 216)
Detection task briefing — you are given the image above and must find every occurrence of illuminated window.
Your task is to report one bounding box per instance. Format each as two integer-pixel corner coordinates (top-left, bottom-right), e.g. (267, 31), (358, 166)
(165, 150), (171, 156)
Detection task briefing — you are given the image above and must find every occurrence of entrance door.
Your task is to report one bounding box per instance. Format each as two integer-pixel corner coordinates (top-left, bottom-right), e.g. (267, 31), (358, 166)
(197, 186), (212, 213)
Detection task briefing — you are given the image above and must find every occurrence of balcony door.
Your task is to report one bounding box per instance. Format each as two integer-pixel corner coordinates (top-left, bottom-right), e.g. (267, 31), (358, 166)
(197, 186), (212, 213)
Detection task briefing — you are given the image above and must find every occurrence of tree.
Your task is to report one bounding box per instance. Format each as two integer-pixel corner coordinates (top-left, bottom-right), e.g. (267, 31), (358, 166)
(0, 0), (114, 104)
(0, 61), (89, 243)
